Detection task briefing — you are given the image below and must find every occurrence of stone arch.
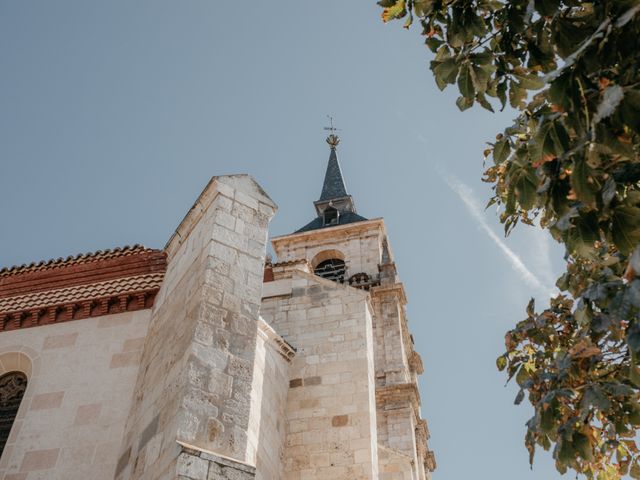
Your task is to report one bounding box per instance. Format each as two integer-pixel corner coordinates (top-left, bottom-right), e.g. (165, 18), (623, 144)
(0, 351), (34, 380)
(310, 249), (345, 270)
(0, 348), (40, 468)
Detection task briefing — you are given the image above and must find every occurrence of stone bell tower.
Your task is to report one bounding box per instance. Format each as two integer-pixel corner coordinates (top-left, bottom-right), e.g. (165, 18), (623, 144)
(263, 133), (436, 479)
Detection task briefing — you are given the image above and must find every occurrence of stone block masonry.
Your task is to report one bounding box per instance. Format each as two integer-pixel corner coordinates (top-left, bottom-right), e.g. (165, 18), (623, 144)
(115, 175), (276, 479)
(176, 446), (255, 480)
(0, 310), (152, 480)
(261, 271), (380, 479)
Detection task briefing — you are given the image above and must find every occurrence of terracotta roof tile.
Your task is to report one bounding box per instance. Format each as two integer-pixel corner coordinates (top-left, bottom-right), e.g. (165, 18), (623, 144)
(0, 245), (167, 331)
(0, 273), (164, 314)
(0, 244), (155, 277)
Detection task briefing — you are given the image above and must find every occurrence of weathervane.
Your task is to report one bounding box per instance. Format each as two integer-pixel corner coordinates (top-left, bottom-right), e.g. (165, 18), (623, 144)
(324, 115), (341, 148)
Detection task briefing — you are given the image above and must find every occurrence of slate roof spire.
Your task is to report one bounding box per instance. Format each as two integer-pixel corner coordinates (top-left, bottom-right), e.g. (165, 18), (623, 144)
(294, 132), (368, 233)
(319, 134), (349, 201)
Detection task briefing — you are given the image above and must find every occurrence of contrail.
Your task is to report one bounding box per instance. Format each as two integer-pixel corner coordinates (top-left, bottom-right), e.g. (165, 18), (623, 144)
(444, 174), (555, 297)
(531, 225), (557, 289)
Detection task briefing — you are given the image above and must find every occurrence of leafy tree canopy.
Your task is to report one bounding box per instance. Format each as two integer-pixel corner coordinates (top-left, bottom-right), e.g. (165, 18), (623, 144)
(379, 1), (640, 478)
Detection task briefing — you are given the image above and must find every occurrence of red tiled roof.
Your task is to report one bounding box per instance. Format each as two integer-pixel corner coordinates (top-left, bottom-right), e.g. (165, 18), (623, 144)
(0, 244), (155, 276)
(0, 273), (164, 313)
(0, 245), (167, 332)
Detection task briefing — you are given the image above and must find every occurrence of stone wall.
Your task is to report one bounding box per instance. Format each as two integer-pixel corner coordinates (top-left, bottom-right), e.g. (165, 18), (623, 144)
(377, 445), (414, 480)
(250, 320), (291, 480)
(175, 446), (255, 480)
(261, 271), (379, 479)
(371, 284), (428, 479)
(116, 175), (276, 479)
(0, 309), (151, 480)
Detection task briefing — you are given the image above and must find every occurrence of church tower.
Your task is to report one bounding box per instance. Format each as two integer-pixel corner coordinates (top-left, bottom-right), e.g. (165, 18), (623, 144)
(261, 134), (436, 479)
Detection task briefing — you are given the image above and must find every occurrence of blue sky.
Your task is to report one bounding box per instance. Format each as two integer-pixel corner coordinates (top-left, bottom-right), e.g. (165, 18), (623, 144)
(0, 2), (569, 478)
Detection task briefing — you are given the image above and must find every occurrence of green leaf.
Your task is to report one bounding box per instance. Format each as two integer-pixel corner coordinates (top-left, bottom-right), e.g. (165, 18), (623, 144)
(630, 461), (640, 480)
(470, 60), (495, 94)
(557, 434), (575, 463)
(508, 81), (527, 109)
(630, 355), (640, 388)
(541, 405), (555, 433)
(581, 386), (611, 412)
(571, 158), (596, 206)
(456, 96), (473, 111)
(621, 90), (640, 134)
(567, 212), (600, 257)
(496, 354), (508, 371)
(496, 81), (507, 110)
(627, 323), (640, 357)
(476, 93), (495, 112)
(553, 17), (591, 59)
(425, 37), (443, 52)
(515, 388), (525, 405)
(535, 0), (561, 18)
(412, 0), (434, 17)
(514, 72), (545, 90)
(612, 206), (640, 255)
(511, 165), (538, 210)
(380, 0), (406, 22)
(493, 139), (511, 164)
(458, 64), (475, 99)
(574, 304), (591, 326)
(530, 119), (568, 164)
(431, 57), (459, 91)
(573, 433), (593, 461)
(526, 298), (535, 316)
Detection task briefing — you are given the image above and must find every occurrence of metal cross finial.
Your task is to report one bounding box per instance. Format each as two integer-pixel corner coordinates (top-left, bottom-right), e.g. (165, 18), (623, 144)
(324, 115), (341, 148)
(324, 115), (340, 135)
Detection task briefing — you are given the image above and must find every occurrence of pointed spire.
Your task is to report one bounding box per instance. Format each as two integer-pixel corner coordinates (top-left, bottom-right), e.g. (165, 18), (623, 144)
(313, 135), (356, 217)
(294, 128), (369, 233)
(319, 135), (349, 201)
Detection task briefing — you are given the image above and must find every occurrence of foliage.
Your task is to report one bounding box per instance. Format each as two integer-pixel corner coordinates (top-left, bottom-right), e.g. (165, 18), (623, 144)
(378, 0), (640, 477)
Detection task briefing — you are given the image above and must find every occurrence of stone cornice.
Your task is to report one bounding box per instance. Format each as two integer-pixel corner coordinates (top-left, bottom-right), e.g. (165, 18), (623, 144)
(376, 382), (421, 413)
(264, 259), (311, 282)
(370, 282), (407, 305)
(257, 318), (296, 362)
(425, 449), (437, 472)
(408, 350), (424, 375)
(271, 218), (386, 246)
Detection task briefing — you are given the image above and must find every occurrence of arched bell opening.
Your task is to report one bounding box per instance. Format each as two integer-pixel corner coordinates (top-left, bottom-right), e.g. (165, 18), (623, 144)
(314, 258), (346, 283)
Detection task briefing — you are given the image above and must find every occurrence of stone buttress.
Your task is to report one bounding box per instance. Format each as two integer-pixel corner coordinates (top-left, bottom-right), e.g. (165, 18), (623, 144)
(115, 175), (281, 480)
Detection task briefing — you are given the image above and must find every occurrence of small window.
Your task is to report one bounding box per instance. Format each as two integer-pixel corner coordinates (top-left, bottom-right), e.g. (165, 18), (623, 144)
(0, 371), (27, 455)
(323, 206), (339, 226)
(314, 258), (346, 283)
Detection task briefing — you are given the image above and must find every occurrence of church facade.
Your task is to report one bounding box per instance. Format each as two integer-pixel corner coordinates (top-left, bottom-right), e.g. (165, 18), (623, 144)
(0, 136), (435, 480)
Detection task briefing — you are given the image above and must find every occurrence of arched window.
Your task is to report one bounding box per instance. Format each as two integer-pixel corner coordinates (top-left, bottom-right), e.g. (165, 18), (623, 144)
(0, 371), (27, 455)
(314, 258), (346, 283)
